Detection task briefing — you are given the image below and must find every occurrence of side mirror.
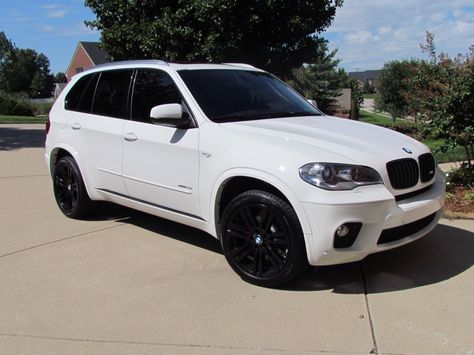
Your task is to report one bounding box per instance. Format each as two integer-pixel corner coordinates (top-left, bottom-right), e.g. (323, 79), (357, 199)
(150, 103), (191, 128)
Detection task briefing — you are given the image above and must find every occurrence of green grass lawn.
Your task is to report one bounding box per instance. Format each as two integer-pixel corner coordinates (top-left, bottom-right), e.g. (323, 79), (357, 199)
(359, 109), (394, 125)
(423, 139), (466, 163)
(0, 115), (47, 124)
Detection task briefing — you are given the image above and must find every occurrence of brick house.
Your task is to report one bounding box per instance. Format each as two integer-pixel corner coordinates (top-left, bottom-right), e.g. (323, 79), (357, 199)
(66, 42), (109, 81)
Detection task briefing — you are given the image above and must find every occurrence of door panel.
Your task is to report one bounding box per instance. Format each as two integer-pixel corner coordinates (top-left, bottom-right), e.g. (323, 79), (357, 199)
(64, 71), (129, 195)
(123, 68), (200, 217)
(122, 121), (200, 217)
(68, 112), (126, 194)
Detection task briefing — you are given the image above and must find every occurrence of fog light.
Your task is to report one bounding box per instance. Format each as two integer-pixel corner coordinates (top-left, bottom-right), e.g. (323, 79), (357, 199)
(333, 222), (362, 248)
(336, 224), (349, 237)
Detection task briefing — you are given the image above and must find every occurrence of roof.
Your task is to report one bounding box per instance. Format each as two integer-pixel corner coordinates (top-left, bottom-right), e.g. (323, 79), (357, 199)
(348, 70), (381, 82)
(80, 42), (109, 65)
(85, 60), (262, 74)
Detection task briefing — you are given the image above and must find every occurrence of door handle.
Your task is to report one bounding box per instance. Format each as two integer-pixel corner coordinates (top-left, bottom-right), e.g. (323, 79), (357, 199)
(123, 133), (138, 142)
(71, 122), (81, 130)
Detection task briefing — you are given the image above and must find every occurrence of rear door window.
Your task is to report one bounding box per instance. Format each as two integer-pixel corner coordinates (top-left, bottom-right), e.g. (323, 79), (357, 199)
(92, 70), (134, 119)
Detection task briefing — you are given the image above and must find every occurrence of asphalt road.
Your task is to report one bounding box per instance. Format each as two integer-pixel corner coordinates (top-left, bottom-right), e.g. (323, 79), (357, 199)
(1, 124), (473, 354)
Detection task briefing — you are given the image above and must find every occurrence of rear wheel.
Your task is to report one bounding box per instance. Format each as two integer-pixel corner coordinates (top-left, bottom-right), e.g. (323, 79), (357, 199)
(220, 190), (308, 287)
(53, 156), (93, 219)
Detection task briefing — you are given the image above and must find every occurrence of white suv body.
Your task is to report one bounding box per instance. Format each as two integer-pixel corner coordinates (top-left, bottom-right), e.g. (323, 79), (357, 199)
(45, 61), (445, 286)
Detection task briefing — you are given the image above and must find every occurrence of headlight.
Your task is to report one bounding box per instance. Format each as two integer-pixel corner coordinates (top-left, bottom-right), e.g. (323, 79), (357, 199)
(299, 163), (383, 190)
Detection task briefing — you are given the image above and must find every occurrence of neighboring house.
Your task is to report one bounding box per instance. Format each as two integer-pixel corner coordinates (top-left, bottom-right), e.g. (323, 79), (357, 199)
(52, 83), (67, 99)
(66, 41), (109, 81)
(348, 70), (381, 85)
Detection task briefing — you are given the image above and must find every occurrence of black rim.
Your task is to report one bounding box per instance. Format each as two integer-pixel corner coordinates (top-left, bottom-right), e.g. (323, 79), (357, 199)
(54, 164), (79, 213)
(223, 203), (290, 279)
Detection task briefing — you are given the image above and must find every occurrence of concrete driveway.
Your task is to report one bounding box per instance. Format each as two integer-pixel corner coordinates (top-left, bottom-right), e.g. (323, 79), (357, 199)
(1, 124), (473, 354)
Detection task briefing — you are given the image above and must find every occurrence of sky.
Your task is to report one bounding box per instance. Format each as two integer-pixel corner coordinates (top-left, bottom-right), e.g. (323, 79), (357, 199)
(1, 1), (473, 75)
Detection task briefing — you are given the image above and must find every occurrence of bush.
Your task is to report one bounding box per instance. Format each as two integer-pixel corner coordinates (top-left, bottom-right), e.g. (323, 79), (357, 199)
(0, 91), (34, 116)
(31, 101), (53, 115)
(380, 120), (421, 138)
(446, 163), (474, 190)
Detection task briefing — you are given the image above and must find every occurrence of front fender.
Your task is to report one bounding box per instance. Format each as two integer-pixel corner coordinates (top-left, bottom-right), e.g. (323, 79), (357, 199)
(207, 168), (313, 238)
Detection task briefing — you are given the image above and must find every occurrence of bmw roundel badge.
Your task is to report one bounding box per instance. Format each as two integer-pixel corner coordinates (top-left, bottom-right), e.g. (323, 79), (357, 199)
(402, 147), (413, 154)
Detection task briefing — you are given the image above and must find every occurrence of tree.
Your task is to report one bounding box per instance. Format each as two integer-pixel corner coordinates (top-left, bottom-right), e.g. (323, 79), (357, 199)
(85, 0), (343, 77)
(0, 32), (54, 98)
(54, 72), (67, 83)
(404, 32), (473, 166)
(0, 31), (14, 65)
(287, 41), (347, 114)
(375, 60), (416, 121)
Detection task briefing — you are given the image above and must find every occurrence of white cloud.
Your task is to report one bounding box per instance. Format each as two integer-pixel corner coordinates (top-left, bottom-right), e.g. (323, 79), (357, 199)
(42, 4), (68, 18)
(345, 30), (376, 44)
(47, 10), (67, 18)
(325, 0), (474, 71)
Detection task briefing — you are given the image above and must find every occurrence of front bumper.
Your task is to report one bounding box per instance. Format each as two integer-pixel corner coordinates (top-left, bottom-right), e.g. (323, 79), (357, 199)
(302, 168), (445, 266)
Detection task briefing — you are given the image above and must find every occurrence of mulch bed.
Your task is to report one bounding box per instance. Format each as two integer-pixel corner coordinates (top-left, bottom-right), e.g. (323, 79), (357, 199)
(444, 187), (474, 219)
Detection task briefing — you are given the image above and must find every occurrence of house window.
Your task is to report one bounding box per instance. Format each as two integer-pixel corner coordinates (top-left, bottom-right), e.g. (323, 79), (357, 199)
(75, 67), (83, 74)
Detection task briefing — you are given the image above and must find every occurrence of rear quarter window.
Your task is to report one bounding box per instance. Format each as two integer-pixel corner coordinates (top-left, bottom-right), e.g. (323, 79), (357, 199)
(65, 73), (99, 113)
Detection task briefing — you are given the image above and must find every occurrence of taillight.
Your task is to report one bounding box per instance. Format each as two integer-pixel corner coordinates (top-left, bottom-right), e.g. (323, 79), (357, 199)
(46, 116), (51, 134)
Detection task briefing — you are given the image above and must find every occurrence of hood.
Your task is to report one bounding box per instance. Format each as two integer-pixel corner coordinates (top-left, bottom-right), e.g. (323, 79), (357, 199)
(223, 115), (429, 165)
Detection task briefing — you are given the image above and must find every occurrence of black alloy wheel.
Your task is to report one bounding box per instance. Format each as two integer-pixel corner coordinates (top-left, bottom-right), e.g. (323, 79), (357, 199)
(220, 190), (308, 287)
(53, 156), (93, 219)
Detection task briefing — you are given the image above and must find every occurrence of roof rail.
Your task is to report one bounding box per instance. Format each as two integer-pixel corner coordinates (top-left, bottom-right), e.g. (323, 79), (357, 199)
(92, 59), (169, 70)
(222, 63), (257, 69)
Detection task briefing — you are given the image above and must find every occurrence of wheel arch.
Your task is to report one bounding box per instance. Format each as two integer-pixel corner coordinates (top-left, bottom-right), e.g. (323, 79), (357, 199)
(48, 144), (96, 199)
(210, 169), (312, 239)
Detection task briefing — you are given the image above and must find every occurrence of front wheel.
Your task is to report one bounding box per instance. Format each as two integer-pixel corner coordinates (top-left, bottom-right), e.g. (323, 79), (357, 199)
(53, 156), (93, 219)
(219, 190), (308, 287)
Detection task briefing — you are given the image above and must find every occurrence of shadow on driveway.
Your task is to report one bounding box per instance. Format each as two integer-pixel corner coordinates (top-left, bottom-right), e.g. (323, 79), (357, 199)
(82, 203), (474, 293)
(288, 223), (474, 293)
(91, 203), (223, 254)
(0, 127), (45, 150)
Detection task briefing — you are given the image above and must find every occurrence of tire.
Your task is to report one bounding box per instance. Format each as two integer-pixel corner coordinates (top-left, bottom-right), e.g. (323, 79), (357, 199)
(219, 190), (308, 287)
(53, 156), (94, 219)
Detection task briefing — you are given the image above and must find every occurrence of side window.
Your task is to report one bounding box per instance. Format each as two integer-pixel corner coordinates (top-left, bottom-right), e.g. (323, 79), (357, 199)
(131, 69), (182, 123)
(92, 70), (133, 119)
(65, 73), (99, 113)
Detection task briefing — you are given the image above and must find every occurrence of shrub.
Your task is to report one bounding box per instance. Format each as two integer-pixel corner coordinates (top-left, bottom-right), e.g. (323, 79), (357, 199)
(31, 101), (53, 115)
(446, 163), (474, 190)
(0, 91), (34, 116)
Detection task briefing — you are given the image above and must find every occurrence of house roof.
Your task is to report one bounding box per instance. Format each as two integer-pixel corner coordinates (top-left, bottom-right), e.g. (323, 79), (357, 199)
(348, 70), (381, 82)
(80, 41), (109, 65)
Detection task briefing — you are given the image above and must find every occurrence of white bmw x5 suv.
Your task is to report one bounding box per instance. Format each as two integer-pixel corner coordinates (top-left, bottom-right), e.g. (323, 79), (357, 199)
(45, 60), (445, 287)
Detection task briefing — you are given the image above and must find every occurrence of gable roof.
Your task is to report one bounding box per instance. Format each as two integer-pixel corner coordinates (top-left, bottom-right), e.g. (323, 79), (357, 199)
(80, 41), (109, 65)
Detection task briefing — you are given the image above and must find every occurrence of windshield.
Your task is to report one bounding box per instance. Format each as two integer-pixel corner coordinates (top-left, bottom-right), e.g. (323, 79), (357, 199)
(178, 69), (321, 123)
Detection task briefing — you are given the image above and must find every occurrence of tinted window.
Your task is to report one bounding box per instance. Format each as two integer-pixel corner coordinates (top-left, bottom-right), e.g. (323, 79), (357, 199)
(65, 73), (99, 113)
(92, 70), (133, 119)
(131, 69), (182, 123)
(178, 70), (320, 122)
